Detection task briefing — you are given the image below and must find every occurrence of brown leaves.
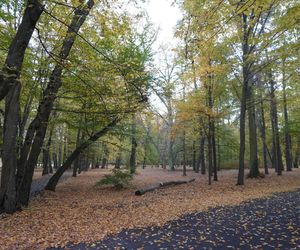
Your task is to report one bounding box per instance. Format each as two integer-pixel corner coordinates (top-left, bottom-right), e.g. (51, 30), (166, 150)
(1, 168), (300, 249)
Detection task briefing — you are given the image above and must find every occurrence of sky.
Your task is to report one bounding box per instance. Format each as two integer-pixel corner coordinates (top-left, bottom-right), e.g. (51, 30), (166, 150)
(141, 0), (182, 114)
(145, 0), (182, 49)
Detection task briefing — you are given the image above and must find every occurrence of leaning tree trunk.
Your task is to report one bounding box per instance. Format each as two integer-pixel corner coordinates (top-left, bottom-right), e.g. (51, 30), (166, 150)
(45, 118), (118, 191)
(0, 0), (43, 101)
(16, 0), (95, 206)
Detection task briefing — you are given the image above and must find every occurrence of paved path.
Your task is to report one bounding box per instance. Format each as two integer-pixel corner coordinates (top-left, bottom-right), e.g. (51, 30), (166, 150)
(53, 189), (300, 250)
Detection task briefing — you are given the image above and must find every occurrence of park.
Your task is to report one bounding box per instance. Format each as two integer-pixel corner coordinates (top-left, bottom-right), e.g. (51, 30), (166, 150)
(0, 0), (300, 249)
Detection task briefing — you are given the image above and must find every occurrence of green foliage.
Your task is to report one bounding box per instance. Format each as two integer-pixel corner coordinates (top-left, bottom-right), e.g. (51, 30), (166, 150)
(96, 169), (133, 190)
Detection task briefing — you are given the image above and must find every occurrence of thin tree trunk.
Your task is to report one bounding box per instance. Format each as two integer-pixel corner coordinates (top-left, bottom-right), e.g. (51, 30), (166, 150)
(294, 138), (300, 168)
(42, 127), (53, 176)
(208, 121), (212, 185)
(115, 153), (121, 169)
(101, 144), (108, 169)
(247, 85), (260, 178)
(129, 115), (137, 174)
(282, 62), (293, 171)
(182, 130), (187, 176)
(269, 75), (283, 175)
(237, 12), (250, 185)
(45, 118), (118, 191)
(53, 152), (58, 170)
(72, 128), (81, 177)
(212, 120), (218, 181)
(192, 140), (196, 172)
(200, 135), (206, 175)
(260, 99), (269, 174)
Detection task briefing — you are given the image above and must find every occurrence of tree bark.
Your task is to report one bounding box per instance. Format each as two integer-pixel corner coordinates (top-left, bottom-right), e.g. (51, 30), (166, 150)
(247, 85), (260, 178)
(0, 0), (43, 100)
(237, 12), (250, 185)
(0, 83), (21, 213)
(182, 130), (187, 176)
(192, 140), (196, 172)
(212, 120), (218, 181)
(259, 98), (269, 175)
(72, 128), (82, 177)
(200, 135), (206, 175)
(129, 115), (137, 174)
(42, 127), (53, 176)
(269, 75), (283, 175)
(135, 179), (195, 196)
(282, 63), (293, 171)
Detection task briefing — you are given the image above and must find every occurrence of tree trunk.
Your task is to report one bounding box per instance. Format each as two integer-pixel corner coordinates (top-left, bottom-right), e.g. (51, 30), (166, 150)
(247, 85), (260, 178)
(45, 118), (118, 191)
(212, 120), (218, 181)
(16, 1), (95, 206)
(259, 98), (269, 175)
(115, 153), (121, 169)
(135, 179), (195, 196)
(129, 115), (137, 174)
(0, 0), (43, 100)
(53, 152), (58, 170)
(192, 140), (196, 172)
(217, 134), (221, 171)
(269, 75), (283, 175)
(0, 83), (21, 213)
(200, 136), (206, 175)
(208, 120), (213, 185)
(72, 128), (82, 177)
(182, 130), (187, 176)
(42, 128), (53, 176)
(294, 138), (300, 168)
(237, 12), (250, 185)
(282, 63), (293, 171)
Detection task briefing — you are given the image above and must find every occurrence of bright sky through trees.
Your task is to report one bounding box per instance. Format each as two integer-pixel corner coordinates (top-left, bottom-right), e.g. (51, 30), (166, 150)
(146, 0), (181, 48)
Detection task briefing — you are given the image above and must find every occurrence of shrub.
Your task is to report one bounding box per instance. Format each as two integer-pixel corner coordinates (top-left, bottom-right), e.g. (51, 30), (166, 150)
(96, 169), (133, 190)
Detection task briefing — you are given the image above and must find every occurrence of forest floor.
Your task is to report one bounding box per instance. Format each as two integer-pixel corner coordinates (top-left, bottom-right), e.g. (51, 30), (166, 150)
(30, 170), (72, 197)
(52, 187), (300, 250)
(1, 167), (300, 249)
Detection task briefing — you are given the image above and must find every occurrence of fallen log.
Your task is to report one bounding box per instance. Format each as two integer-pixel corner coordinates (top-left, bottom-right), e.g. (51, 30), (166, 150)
(135, 178), (195, 196)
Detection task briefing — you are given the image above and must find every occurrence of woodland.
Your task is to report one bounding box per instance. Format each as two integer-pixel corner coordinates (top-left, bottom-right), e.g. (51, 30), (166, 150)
(0, 0), (300, 248)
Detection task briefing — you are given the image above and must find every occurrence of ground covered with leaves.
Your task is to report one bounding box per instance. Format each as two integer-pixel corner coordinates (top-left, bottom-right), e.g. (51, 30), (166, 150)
(1, 168), (300, 249)
(53, 188), (300, 249)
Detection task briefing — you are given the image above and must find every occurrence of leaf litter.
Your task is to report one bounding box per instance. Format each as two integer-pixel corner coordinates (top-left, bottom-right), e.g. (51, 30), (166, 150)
(1, 168), (300, 249)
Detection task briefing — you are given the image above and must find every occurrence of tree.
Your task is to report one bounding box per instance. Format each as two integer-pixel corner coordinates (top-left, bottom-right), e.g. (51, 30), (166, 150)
(0, 0), (43, 100)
